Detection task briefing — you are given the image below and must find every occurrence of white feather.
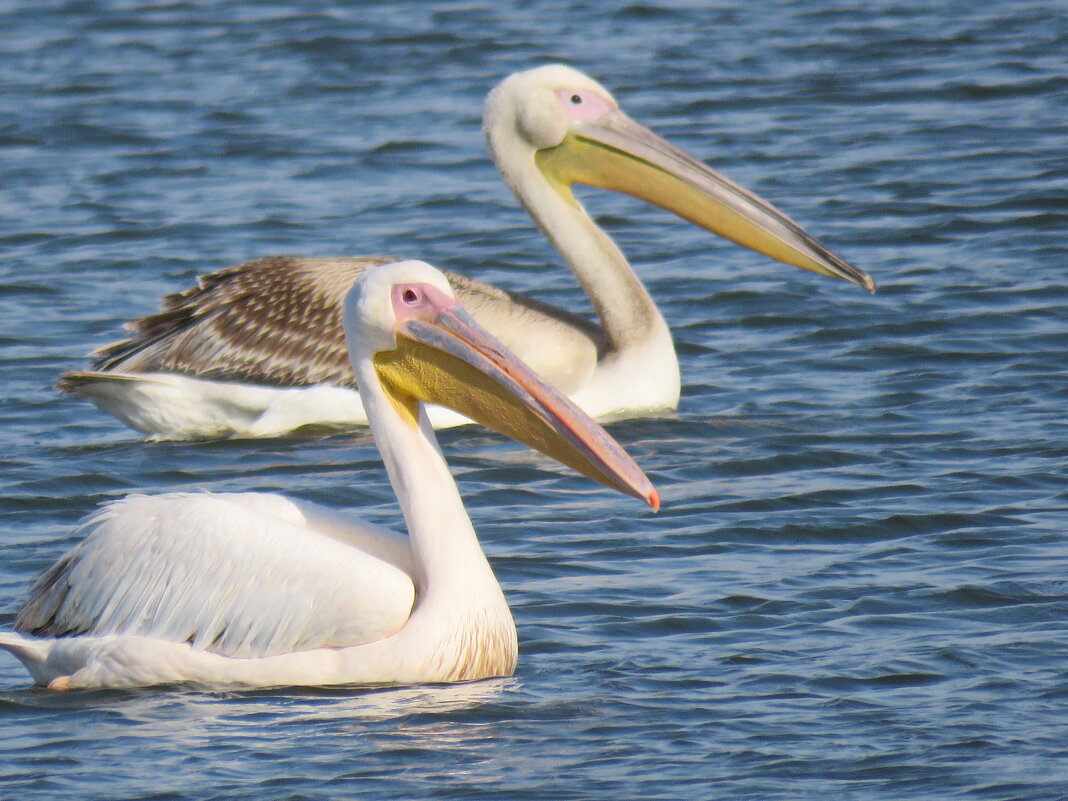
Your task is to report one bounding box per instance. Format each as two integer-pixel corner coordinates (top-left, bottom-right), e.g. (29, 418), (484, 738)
(17, 493), (416, 658)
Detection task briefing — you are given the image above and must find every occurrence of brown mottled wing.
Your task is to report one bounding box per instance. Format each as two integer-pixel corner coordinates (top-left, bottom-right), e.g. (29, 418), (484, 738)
(89, 257), (398, 388)
(75, 255), (603, 393)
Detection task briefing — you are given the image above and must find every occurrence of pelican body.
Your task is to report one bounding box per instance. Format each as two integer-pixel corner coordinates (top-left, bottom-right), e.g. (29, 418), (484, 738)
(60, 65), (875, 439)
(0, 261), (658, 690)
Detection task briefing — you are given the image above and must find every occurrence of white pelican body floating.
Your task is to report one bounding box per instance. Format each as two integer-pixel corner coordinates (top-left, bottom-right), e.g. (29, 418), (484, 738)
(60, 65), (875, 439)
(0, 261), (658, 690)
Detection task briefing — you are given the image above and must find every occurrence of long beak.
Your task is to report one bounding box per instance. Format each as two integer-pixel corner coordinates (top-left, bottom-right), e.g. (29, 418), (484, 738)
(373, 307), (659, 510)
(535, 109), (876, 292)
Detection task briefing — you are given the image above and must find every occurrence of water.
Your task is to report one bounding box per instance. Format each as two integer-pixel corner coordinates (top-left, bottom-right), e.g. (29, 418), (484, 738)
(1, 1), (1066, 798)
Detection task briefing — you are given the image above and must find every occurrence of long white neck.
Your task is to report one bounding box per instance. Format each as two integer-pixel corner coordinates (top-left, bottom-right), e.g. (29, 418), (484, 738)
(351, 353), (501, 607)
(489, 135), (673, 359)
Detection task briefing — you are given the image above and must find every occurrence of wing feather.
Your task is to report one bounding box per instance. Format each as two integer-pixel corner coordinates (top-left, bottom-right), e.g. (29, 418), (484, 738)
(86, 257), (397, 387)
(57, 256), (601, 395)
(16, 493), (416, 658)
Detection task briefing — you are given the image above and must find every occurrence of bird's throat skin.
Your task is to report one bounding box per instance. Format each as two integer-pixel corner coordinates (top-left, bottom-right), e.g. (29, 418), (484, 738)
(373, 317), (660, 509)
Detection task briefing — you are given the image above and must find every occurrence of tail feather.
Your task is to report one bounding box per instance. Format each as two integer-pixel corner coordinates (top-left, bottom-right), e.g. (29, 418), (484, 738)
(0, 631), (50, 668)
(56, 370), (162, 396)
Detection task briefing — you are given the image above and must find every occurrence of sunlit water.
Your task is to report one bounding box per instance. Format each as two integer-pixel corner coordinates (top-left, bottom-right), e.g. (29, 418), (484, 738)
(1, 2), (1066, 799)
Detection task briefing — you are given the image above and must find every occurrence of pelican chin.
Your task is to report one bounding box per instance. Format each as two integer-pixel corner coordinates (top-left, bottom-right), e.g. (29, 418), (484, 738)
(0, 260), (657, 690)
(58, 64), (875, 439)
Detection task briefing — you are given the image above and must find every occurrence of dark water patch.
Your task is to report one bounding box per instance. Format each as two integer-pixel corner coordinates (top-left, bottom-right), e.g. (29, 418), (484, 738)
(0, 281), (63, 298)
(808, 669), (945, 693)
(0, 131), (41, 147)
(368, 138), (446, 157)
(611, 3), (689, 22)
(40, 121), (159, 149)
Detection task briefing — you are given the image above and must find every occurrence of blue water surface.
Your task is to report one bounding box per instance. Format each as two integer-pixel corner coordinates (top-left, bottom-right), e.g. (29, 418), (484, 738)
(1, 1), (1066, 799)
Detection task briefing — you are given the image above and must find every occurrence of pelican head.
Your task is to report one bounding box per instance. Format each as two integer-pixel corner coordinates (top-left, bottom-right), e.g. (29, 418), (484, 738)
(345, 260), (659, 509)
(485, 64), (875, 291)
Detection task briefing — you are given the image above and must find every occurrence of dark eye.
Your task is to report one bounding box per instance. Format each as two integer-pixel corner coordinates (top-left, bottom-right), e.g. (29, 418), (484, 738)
(402, 288), (420, 304)
(570, 93), (582, 104)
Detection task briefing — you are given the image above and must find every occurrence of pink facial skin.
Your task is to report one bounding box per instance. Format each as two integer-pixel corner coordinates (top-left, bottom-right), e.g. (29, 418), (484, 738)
(391, 283), (459, 324)
(556, 87), (616, 122)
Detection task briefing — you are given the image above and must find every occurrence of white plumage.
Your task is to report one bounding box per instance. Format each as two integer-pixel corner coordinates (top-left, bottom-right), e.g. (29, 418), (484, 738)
(20, 494), (415, 659)
(1, 260), (658, 690)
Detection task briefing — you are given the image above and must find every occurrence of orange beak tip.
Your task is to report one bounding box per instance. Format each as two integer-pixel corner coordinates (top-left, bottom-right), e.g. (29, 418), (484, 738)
(647, 489), (661, 513)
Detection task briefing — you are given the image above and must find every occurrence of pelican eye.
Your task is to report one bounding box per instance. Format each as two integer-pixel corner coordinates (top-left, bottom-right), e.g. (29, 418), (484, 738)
(402, 288), (420, 304)
(570, 93), (582, 104)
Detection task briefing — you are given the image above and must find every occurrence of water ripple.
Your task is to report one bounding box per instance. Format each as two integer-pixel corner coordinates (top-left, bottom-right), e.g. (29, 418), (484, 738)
(1, 1), (1066, 799)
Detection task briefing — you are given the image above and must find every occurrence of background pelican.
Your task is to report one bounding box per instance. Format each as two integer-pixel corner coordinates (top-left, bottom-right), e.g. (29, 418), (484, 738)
(0, 260), (658, 690)
(59, 64), (875, 439)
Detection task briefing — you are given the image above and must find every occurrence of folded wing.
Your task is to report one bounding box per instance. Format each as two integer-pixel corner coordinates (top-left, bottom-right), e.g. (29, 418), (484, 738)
(61, 256), (601, 396)
(16, 492), (416, 658)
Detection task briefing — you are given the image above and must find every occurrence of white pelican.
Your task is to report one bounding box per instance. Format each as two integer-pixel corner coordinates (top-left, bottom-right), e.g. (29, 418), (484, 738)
(0, 261), (658, 690)
(59, 64), (875, 439)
